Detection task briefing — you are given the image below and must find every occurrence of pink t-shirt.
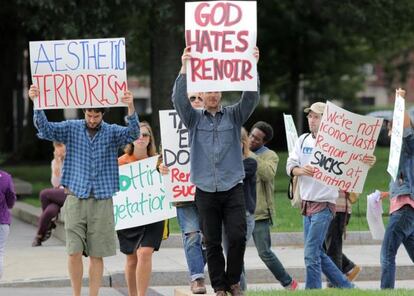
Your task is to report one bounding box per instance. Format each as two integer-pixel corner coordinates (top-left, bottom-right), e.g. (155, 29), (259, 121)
(390, 194), (414, 214)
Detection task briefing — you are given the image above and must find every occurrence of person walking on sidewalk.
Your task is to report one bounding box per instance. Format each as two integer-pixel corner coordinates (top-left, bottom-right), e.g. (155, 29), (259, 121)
(286, 102), (353, 289)
(117, 121), (164, 296)
(0, 169), (16, 279)
(324, 191), (361, 285)
(32, 142), (66, 247)
(28, 85), (139, 296)
(381, 88), (414, 289)
(159, 92), (207, 294)
(172, 46), (260, 296)
(249, 121), (298, 290)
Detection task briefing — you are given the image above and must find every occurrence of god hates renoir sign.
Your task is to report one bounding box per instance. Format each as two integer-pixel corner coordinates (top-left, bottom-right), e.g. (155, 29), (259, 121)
(112, 156), (176, 230)
(159, 110), (195, 202)
(185, 1), (257, 92)
(310, 101), (383, 193)
(29, 37), (127, 110)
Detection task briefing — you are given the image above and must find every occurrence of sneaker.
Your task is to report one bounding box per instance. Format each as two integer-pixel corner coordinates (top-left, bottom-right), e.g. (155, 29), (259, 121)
(229, 283), (243, 296)
(191, 278), (207, 294)
(285, 278), (298, 290)
(346, 265), (362, 282)
(215, 291), (227, 296)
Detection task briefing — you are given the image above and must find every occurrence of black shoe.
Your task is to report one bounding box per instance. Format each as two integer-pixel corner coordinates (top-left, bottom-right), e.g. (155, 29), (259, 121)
(42, 221), (56, 242)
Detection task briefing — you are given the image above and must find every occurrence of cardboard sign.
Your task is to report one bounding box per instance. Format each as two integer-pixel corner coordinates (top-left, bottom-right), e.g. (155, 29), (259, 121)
(387, 92), (405, 181)
(185, 1), (257, 92)
(283, 114), (299, 156)
(159, 110), (195, 202)
(310, 101), (383, 193)
(29, 37), (127, 109)
(112, 156), (176, 230)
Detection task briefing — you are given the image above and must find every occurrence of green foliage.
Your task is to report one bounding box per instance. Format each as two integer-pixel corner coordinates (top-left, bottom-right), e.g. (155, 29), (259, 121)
(258, 0), (414, 105)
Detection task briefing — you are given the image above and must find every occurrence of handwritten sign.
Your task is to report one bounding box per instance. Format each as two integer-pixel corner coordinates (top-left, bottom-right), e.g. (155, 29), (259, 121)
(29, 37), (127, 110)
(159, 110), (195, 202)
(185, 1), (257, 92)
(387, 91), (405, 181)
(112, 156), (176, 230)
(310, 101), (383, 193)
(283, 114), (299, 156)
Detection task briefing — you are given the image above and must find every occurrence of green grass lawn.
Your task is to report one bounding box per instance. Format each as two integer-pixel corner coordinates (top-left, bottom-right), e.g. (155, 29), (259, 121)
(247, 289), (412, 296)
(2, 146), (392, 233)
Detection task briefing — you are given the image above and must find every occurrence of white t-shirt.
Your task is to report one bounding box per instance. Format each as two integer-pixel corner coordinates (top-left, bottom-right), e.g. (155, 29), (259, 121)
(286, 133), (338, 203)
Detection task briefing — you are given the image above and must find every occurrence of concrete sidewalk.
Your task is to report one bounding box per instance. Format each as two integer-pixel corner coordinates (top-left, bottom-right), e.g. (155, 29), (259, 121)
(1, 202), (413, 292)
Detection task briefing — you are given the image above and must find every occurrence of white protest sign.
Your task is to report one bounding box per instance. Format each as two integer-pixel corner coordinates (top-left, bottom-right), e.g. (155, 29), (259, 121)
(185, 1), (257, 92)
(29, 37), (127, 110)
(283, 114), (299, 156)
(387, 91), (405, 181)
(310, 101), (383, 193)
(366, 190), (385, 240)
(159, 110), (195, 202)
(112, 156), (176, 230)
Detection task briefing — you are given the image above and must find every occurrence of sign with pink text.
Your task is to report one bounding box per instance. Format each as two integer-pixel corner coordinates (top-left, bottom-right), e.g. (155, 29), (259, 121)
(112, 156), (176, 230)
(185, 1), (257, 92)
(29, 38), (127, 110)
(310, 101), (383, 193)
(159, 110), (195, 202)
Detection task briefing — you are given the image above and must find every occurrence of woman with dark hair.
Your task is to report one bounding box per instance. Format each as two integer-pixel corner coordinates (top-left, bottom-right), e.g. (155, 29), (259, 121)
(117, 121), (164, 296)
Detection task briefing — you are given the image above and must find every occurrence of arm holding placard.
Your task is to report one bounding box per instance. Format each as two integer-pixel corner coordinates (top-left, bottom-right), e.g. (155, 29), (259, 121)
(172, 47), (199, 129)
(231, 47), (261, 126)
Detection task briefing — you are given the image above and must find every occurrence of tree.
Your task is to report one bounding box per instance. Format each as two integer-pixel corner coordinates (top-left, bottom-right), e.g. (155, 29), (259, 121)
(258, 0), (414, 131)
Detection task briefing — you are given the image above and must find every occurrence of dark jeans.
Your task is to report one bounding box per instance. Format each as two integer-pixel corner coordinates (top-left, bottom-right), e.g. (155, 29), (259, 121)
(37, 188), (66, 237)
(324, 212), (355, 274)
(195, 184), (246, 292)
(252, 219), (292, 287)
(381, 205), (414, 289)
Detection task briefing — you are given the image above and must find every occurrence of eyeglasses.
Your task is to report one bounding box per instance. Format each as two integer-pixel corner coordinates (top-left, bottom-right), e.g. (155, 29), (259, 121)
(141, 132), (151, 138)
(189, 96), (203, 102)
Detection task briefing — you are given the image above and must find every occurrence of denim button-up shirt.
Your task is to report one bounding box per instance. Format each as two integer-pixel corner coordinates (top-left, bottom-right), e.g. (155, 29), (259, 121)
(34, 110), (140, 199)
(172, 74), (260, 192)
(390, 127), (414, 200)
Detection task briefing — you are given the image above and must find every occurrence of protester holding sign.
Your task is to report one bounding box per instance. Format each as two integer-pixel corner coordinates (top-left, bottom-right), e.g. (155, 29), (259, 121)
(172, 46), (260, 296)
(28, 84), (139, 296)
(159, 93), (207, 294)
(117, 121), (164, 296)
(249, 121), (298, 290)
(286, 102), (353, 289)
(381, 89), (414, 289)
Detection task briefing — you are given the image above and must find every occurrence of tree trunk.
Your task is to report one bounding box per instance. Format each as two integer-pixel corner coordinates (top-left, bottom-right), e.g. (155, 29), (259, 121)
(149, 1), (185, 149)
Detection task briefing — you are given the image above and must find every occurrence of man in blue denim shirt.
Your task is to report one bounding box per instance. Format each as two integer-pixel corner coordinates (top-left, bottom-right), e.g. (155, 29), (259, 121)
(29, 85), (139, 296)
(381, 89), (414, 289)
(172, 46), (260, 296)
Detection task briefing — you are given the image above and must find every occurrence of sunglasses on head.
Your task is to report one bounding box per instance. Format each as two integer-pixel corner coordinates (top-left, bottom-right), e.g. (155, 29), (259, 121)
(189, 96), (203, 102)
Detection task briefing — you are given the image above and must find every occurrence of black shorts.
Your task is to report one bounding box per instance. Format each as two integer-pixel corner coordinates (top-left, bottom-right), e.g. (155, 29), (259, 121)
(116, 220), (164, 255)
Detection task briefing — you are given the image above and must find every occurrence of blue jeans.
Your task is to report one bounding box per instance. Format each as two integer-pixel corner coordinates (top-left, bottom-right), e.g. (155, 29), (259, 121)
(381, 205), (414, 289)
(223, 211), (255, 290)
(303, 208), (352, 289)
(252, 218), (292, 287)
(176, 204), (206, 281)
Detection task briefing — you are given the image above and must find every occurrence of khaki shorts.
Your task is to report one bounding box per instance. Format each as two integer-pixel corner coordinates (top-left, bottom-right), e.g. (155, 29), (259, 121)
(63, 195), (116, 257)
